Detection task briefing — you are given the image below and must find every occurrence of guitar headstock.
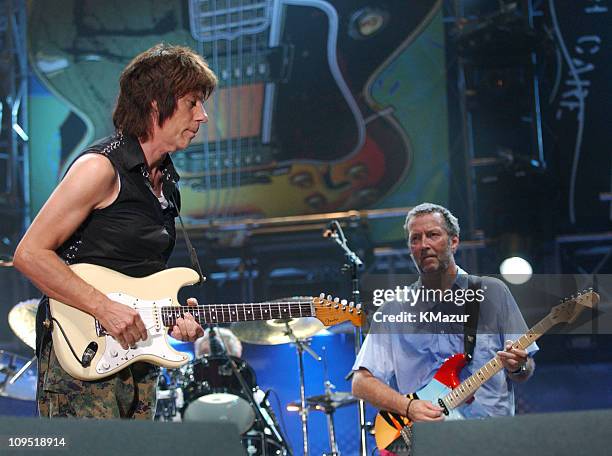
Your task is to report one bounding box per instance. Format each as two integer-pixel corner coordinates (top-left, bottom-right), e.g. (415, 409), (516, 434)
(312, 294), (366, 328)
(550, 289), (600, 325)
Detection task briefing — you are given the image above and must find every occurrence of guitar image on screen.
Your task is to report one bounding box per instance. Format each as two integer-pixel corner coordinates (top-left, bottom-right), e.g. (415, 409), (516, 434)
(29, 0), (441, 219)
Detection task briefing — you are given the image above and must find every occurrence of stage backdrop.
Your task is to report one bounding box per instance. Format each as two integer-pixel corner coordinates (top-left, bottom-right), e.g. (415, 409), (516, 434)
(27, 0), (449, 242)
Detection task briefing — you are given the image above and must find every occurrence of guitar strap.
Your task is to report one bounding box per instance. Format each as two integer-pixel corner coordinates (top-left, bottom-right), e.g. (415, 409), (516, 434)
(168, 191), (206, 286)
(463, 275), (482, 363)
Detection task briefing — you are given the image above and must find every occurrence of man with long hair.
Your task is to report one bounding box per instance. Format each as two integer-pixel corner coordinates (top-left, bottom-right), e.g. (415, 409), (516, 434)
(14, 43), (217, 419)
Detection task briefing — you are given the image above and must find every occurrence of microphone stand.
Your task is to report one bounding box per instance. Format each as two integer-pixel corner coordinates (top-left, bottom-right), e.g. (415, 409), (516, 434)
(323, 221), (368, 456)
(208, 325), (291, 455)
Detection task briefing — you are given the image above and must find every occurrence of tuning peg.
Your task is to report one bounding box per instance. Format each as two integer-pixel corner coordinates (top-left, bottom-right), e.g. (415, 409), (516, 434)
(320, 293), (325, 299)
(341, 299), (348, 306)
(327, 294), (332, 301)
(334, 297), (340, 303)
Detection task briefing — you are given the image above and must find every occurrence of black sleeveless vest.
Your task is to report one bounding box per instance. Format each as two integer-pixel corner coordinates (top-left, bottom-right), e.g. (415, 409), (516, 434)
(35, 134), (182, 357)
(57, 133), (180, 277)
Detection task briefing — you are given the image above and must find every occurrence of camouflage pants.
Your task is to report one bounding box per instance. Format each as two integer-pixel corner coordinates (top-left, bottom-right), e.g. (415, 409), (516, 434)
(37, 341), (158, 419)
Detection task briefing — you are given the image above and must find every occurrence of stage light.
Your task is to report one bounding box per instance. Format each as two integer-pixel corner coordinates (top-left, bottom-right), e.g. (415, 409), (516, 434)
(499, 256), (532, 285)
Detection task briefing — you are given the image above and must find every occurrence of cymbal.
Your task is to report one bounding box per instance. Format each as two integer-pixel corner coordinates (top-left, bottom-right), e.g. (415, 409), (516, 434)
(230, 297), (323, 345)
(287, 391), (358, 413)
(8, 299), (39, 349)
(231, 318), (324, 345)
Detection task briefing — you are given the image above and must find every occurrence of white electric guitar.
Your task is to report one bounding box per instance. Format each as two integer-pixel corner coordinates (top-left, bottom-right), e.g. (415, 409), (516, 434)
(49, 263), (364, 381)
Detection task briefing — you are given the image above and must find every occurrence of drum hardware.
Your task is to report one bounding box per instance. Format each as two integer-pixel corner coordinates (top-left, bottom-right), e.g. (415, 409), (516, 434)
(287, 347), (358, 456)
(287, 388), (358, 456)
(155, 368), (183, 422)
(320, 346), (340, 456)
(242, 430), (287, 456)
(6, 299), (38, 385)
(0, 350), (37, 401)
(2, 299), (39, 402)
(283, 321), (322, 456)
(7, 357), (36, 386)
(182, 325), (291, 454)
(0, 356), (15, 396)
(232, 302), (324, 456)
(287, 389), (358, 456)
(181, 354), (258, 433)
(209, 324), (288, 449)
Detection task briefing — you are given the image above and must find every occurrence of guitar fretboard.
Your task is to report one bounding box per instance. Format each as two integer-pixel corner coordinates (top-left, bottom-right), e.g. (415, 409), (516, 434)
(161, 299), (314, 327)
(442, 315), (555, 410)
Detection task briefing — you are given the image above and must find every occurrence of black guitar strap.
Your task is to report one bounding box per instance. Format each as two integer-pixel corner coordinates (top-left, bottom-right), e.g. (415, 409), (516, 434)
(464, 275), (482, 363)
(168, 191), (206, 286)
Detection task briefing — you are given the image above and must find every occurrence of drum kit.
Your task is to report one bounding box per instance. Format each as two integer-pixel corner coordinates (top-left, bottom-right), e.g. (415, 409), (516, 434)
(2, 295), (359, 455)
(1, 299), (39, 405)
(155, 304), (359, 456)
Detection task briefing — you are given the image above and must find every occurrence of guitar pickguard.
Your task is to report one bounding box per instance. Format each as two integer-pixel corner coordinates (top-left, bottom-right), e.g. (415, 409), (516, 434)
(95, 293), (187, 376)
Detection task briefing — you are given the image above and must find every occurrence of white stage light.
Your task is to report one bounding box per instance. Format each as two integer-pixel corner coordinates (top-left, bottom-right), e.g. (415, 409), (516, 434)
(499, 256), (532, 285)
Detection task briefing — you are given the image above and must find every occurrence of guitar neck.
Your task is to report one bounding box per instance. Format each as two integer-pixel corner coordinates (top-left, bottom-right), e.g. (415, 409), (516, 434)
(161, 299), (314, 327)
(442, 314), (557, 410)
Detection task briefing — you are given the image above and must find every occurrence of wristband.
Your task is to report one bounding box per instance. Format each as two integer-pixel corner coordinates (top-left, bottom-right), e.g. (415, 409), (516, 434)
(405, 397), (415, 418)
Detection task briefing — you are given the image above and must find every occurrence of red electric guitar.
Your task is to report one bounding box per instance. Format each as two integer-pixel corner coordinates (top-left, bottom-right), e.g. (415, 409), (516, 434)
(374, 290), (599, 453)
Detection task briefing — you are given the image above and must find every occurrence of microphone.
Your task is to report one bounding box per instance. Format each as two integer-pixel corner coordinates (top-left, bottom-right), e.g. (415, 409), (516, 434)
(262, 389), (272, 404)
(322, 221), (338, 238)
(208, 327), (225, 356)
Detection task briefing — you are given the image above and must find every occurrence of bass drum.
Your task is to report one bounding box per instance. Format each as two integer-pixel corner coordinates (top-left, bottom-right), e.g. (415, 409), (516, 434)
(242, 433), (287, 456)
(181, 356), (257, 434)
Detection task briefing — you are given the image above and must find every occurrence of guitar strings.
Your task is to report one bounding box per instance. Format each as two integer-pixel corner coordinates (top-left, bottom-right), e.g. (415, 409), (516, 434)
(225, 1), (244, 218)
(211, 0), (223, 217)
(221, 3), (233, 219)
(442, 317), (550, 409)
(130, 301), (317, 320)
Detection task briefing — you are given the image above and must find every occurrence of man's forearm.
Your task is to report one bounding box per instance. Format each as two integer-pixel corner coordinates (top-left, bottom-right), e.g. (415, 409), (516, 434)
(13, 246), (106, 316)
(352, 369), (410, 416)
